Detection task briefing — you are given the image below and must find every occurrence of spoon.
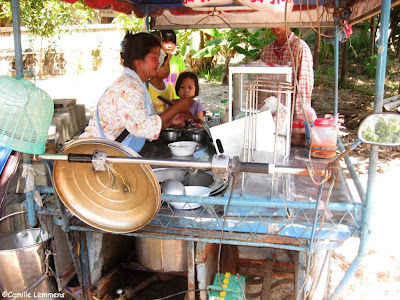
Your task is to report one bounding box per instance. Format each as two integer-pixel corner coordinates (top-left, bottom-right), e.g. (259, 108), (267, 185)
(201, 121), (213, 139)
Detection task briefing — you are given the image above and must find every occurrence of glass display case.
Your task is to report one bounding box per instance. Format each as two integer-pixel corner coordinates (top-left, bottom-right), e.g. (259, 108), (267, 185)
(227, 65), (293, 160)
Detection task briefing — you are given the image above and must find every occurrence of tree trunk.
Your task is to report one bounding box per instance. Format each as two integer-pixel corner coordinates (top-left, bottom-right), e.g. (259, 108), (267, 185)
(313, 32), (320, 70)
(38, 39), (43, 79)
(203, 33), (214, 71)
(397, 37), (400, 60)
(223, 54), (231, 85)
(398, 79), (400, 95)
(340, 40), (347, 81)
(370, 17), (376, 55)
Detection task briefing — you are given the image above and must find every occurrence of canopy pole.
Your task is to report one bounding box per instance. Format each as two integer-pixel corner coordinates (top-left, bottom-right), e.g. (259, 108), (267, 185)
(11, 0), (23, 77)
(330, 0), (391, 298)
(333, 0), (339, 118)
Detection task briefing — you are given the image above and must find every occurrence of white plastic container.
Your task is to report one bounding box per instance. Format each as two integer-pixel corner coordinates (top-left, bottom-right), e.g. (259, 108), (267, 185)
(310, 118), (337, 158)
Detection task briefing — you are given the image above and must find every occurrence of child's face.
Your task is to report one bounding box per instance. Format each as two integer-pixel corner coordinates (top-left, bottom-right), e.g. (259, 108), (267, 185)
(157, 63), (170, 79)
(156, 55), (171, 79)
(178, 77), (196, 98)
(161, 41), (176, 54)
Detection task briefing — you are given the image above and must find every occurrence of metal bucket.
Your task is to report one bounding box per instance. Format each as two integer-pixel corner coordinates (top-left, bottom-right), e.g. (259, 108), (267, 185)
(0, 228), (58, 299)
(134, 237), (187, 272)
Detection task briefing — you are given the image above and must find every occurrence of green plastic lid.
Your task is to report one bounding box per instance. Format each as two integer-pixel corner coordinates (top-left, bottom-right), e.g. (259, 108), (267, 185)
(0, 74), (54, 154)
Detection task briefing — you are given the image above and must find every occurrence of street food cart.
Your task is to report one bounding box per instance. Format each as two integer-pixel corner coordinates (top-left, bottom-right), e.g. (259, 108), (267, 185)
(1, 0), (400, 299)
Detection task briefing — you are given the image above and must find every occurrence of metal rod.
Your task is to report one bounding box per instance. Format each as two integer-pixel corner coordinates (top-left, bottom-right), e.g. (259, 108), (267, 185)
(40, 153), (327, 177)
(337, 137), (365, 202)
(238, 161), (270, 173)
(65, 225), (309, 252)
(306, 181), (325, 290)
(24, 153), (38, 227)
(39, 154), (213, 169)
(0, 211), (26, 222)
(38, 154), (69, 161)
(161, 194), (359, 212)
(107, 157), (213, 169)
(274, 165), (326, 176)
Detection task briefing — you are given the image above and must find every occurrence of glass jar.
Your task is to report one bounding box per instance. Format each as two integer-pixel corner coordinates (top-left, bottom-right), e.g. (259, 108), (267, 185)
(291, 120), (305, 145)
(310, 118), (337, 158)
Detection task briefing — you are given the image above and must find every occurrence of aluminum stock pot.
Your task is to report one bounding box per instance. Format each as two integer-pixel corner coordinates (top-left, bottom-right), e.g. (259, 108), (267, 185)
(53, 138), (161, 233)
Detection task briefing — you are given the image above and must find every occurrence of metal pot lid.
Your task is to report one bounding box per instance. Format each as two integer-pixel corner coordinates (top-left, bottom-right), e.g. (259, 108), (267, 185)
(185, 127), (205, 133)
(53, 138), (161, 233)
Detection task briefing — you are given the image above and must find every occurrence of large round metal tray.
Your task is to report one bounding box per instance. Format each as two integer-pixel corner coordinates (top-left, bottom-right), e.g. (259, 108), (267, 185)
(53, 138), (161, 233)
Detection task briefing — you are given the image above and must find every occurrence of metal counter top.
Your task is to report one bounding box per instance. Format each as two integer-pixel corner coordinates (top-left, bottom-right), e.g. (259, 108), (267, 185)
(137, 137), (360, 244)
(139, 134), (217, 161)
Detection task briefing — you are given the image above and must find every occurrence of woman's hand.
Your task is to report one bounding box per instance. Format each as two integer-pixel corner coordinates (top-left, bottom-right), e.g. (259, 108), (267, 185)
(171, 112), (190, 125)
(159, 100), (194, 130)
(172, 97), (194, 113)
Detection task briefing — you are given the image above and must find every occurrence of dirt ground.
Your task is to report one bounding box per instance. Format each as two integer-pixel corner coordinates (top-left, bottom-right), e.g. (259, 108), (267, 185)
(33, 70), (400, 299)
(311, 85), (400, 300)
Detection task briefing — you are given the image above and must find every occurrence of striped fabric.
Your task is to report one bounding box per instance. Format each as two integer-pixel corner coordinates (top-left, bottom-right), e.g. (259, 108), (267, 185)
(260, 32), (314, 121)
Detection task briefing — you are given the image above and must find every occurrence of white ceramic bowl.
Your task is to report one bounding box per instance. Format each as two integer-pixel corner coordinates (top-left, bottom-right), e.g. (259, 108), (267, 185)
(168, 141), (198, 156)
(169, 186), (211, 210)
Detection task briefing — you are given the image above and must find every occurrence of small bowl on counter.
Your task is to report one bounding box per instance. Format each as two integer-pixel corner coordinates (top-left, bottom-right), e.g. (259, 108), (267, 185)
(168, 141), (198, 156)
(160, 128), (181, 142)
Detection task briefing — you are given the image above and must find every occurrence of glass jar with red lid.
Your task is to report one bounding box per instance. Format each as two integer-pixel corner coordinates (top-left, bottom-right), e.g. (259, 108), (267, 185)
(310, 118), (337, 158)
(291, 120), (305, 146)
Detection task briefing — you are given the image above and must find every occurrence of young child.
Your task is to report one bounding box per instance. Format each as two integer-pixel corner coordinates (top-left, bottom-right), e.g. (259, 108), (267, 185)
(175, 72), (205, 126)
(149, 51), (175, 114)
(161, 30), (186, 96)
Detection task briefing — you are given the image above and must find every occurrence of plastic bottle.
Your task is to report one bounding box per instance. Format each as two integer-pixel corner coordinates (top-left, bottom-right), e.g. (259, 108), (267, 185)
(310, 118), (337, 158)
(222, 108), (230, 124)
(219, 99), (228, 118)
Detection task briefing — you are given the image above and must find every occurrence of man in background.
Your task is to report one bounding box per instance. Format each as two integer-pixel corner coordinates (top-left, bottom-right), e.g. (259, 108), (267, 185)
(260, 27), (316, 122)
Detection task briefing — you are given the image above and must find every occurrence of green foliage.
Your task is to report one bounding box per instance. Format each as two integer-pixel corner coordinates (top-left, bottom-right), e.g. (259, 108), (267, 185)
(77, 56), (85, 75)
(199, 69), (211, 81)
(192, 29), (232, 59)
(190, 28), (274, 83)
(320, 41), (334, 62)
(0, 0), (97, 39)
(231, 28), (273, 62)
(199, 64), (224, 82)
(0, 1), (12, 26)
(364, 54), (377, 78)
(112, 13), (143, 32)
(347, 29), (370, 59)
(176, 29), (196, 59)
(361, 115), (400, 144)
(91, 41), (102, 63)
(327, 66), (335, 78)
